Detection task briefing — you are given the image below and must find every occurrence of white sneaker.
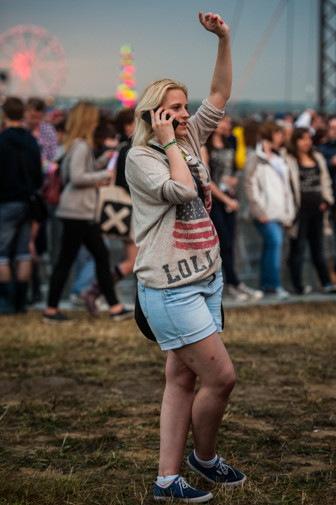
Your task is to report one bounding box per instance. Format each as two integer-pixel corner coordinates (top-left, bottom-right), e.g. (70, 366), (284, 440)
(267, 287), (290, 299)
(69, 293), (86, 307)
(227, 284), (249, 301)
(96, 295), (109, 311)
(237, 283), (264, 300)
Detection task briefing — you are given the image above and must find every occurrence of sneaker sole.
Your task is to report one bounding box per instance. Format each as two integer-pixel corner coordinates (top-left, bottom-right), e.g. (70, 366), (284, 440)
(187, 461), (247, 486)
(227, 295), (249, 301)
(154, 491), (213, 503)
(110, 312), (134, 322)
(249, 293), (264, 300)
(42, 317), (73, 325)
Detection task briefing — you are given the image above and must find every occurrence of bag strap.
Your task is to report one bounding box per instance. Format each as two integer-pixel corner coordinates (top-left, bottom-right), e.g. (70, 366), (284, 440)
(134, 288), (157, 342)
(149, 143), (165, 156)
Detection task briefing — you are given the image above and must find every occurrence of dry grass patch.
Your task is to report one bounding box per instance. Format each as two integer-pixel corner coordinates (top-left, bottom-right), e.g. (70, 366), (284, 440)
(0, 302), (335, 504)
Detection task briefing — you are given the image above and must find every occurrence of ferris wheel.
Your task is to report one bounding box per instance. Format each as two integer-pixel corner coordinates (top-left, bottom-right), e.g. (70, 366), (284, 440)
(0, 25), (67, 97)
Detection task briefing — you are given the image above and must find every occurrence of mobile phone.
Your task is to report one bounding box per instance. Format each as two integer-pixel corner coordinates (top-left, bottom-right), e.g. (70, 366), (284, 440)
(142, 106), (180, 130)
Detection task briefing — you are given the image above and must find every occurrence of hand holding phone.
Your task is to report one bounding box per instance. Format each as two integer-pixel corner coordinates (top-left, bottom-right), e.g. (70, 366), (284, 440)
(142, 106), (179, 130)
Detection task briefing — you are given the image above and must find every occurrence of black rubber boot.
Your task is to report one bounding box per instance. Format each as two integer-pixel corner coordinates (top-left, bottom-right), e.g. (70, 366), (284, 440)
(27, 263), (41, 304)
(14, 281), (29, 314)
(0, 282), (15, 315)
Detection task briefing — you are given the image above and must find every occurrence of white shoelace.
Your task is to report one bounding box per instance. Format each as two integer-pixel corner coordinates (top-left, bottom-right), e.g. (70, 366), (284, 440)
(177, 476), (190, 490)
(217, 458), (230, 475)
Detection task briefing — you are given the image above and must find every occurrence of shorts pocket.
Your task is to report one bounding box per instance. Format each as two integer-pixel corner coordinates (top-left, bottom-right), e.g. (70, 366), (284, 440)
(137, 282), (149, 318)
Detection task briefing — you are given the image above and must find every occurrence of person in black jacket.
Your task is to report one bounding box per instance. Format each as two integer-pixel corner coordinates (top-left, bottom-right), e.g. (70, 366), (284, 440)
(0, 97), (42, 314)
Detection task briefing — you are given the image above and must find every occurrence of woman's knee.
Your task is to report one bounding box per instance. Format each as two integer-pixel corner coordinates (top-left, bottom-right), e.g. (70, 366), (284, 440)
(263, 224), (282, 247)
(214, 365), (236, 396)
(166, 359), (196, 392)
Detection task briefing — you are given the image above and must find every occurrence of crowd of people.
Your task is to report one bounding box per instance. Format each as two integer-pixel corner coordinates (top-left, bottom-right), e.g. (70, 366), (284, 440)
(207, 108), (336, 300)
(0, 96), (137, 318)
(0, 97), (336, 321)
(1, 97), (336, 316)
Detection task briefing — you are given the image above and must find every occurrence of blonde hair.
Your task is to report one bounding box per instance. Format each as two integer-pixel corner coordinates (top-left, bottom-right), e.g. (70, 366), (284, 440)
(132, 78), (188, 147)
(65, 101), (99, 150)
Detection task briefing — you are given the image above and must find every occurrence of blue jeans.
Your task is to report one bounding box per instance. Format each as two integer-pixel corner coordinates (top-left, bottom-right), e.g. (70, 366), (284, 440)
(254, 220), (283, 291)
(0, 201), (32, 264)
(72, 245), (96, 295)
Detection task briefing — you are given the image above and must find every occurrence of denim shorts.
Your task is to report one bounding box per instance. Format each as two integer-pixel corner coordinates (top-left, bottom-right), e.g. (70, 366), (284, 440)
(0, 201), (32, 264)
(137, 270), (224, 350)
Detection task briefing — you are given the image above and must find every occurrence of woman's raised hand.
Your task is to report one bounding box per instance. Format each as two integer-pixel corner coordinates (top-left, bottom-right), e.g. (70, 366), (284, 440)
(199, 11), (229, 39)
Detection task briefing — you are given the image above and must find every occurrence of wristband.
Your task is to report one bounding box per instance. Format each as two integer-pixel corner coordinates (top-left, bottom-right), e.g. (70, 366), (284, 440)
(163, 139), (177, 151)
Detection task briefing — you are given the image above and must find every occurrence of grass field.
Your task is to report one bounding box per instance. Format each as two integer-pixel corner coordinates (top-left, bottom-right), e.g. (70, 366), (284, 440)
(0, 302), (335, 505)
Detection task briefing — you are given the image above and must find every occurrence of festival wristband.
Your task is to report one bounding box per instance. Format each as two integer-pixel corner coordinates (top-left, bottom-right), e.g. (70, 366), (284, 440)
(163, 139), (177, 151)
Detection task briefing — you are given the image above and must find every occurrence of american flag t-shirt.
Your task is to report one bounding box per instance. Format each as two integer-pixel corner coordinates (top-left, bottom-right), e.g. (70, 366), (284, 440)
(173, 197), (219, 251)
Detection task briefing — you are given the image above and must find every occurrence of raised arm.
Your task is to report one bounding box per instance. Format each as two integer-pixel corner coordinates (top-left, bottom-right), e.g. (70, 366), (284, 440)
(199, 11), (232, 110)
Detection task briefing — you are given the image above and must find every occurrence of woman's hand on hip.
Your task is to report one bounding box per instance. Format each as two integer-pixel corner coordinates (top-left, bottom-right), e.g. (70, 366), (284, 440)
(199, 11), (229, 40)
(258, 215), (269, 224)
(150, 107), (176, 146)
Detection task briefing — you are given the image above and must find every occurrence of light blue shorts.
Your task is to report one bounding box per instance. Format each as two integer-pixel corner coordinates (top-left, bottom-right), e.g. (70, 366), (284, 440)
(137, 270), (224, 351)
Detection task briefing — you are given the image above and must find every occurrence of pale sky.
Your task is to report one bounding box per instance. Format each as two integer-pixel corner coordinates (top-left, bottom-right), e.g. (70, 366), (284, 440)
(0, 0), (319, 104)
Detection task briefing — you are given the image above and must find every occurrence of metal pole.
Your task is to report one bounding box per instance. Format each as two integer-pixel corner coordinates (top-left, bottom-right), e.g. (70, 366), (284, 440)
(318, 0), (324, 109)
(318, 0), (336, 111)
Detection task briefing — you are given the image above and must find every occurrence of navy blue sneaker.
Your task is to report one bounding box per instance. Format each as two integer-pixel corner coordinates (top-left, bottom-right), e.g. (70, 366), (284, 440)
(154, 476), (213, 502)
(187, 451), (246, 486)
(109, 307), (134, 322)
(42, 312), (72, 324)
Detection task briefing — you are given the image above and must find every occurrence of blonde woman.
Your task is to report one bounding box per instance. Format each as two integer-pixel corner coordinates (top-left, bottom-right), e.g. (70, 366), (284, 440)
(43, 102), (132, 323)
(126, 12), (246, 503)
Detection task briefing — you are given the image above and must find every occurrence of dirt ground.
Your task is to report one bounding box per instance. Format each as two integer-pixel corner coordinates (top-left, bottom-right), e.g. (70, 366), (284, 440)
(0, 302), (335, 504)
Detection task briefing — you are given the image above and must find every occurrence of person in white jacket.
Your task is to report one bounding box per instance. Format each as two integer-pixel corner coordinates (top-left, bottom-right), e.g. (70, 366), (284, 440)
(244, 122), (295, 299)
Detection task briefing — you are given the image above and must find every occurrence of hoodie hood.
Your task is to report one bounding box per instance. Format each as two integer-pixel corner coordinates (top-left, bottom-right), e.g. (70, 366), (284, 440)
(1, 127), (36, 152)
(0, 127), (42, 202)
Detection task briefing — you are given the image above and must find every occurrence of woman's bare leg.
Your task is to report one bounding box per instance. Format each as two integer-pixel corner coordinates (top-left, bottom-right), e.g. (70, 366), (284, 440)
(158, 350), (196, 476)
(175, 331), (236, 461)
(16, 259), (33, 282)
(158, 332), (235, 475)
(0, 263), (11, 282)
